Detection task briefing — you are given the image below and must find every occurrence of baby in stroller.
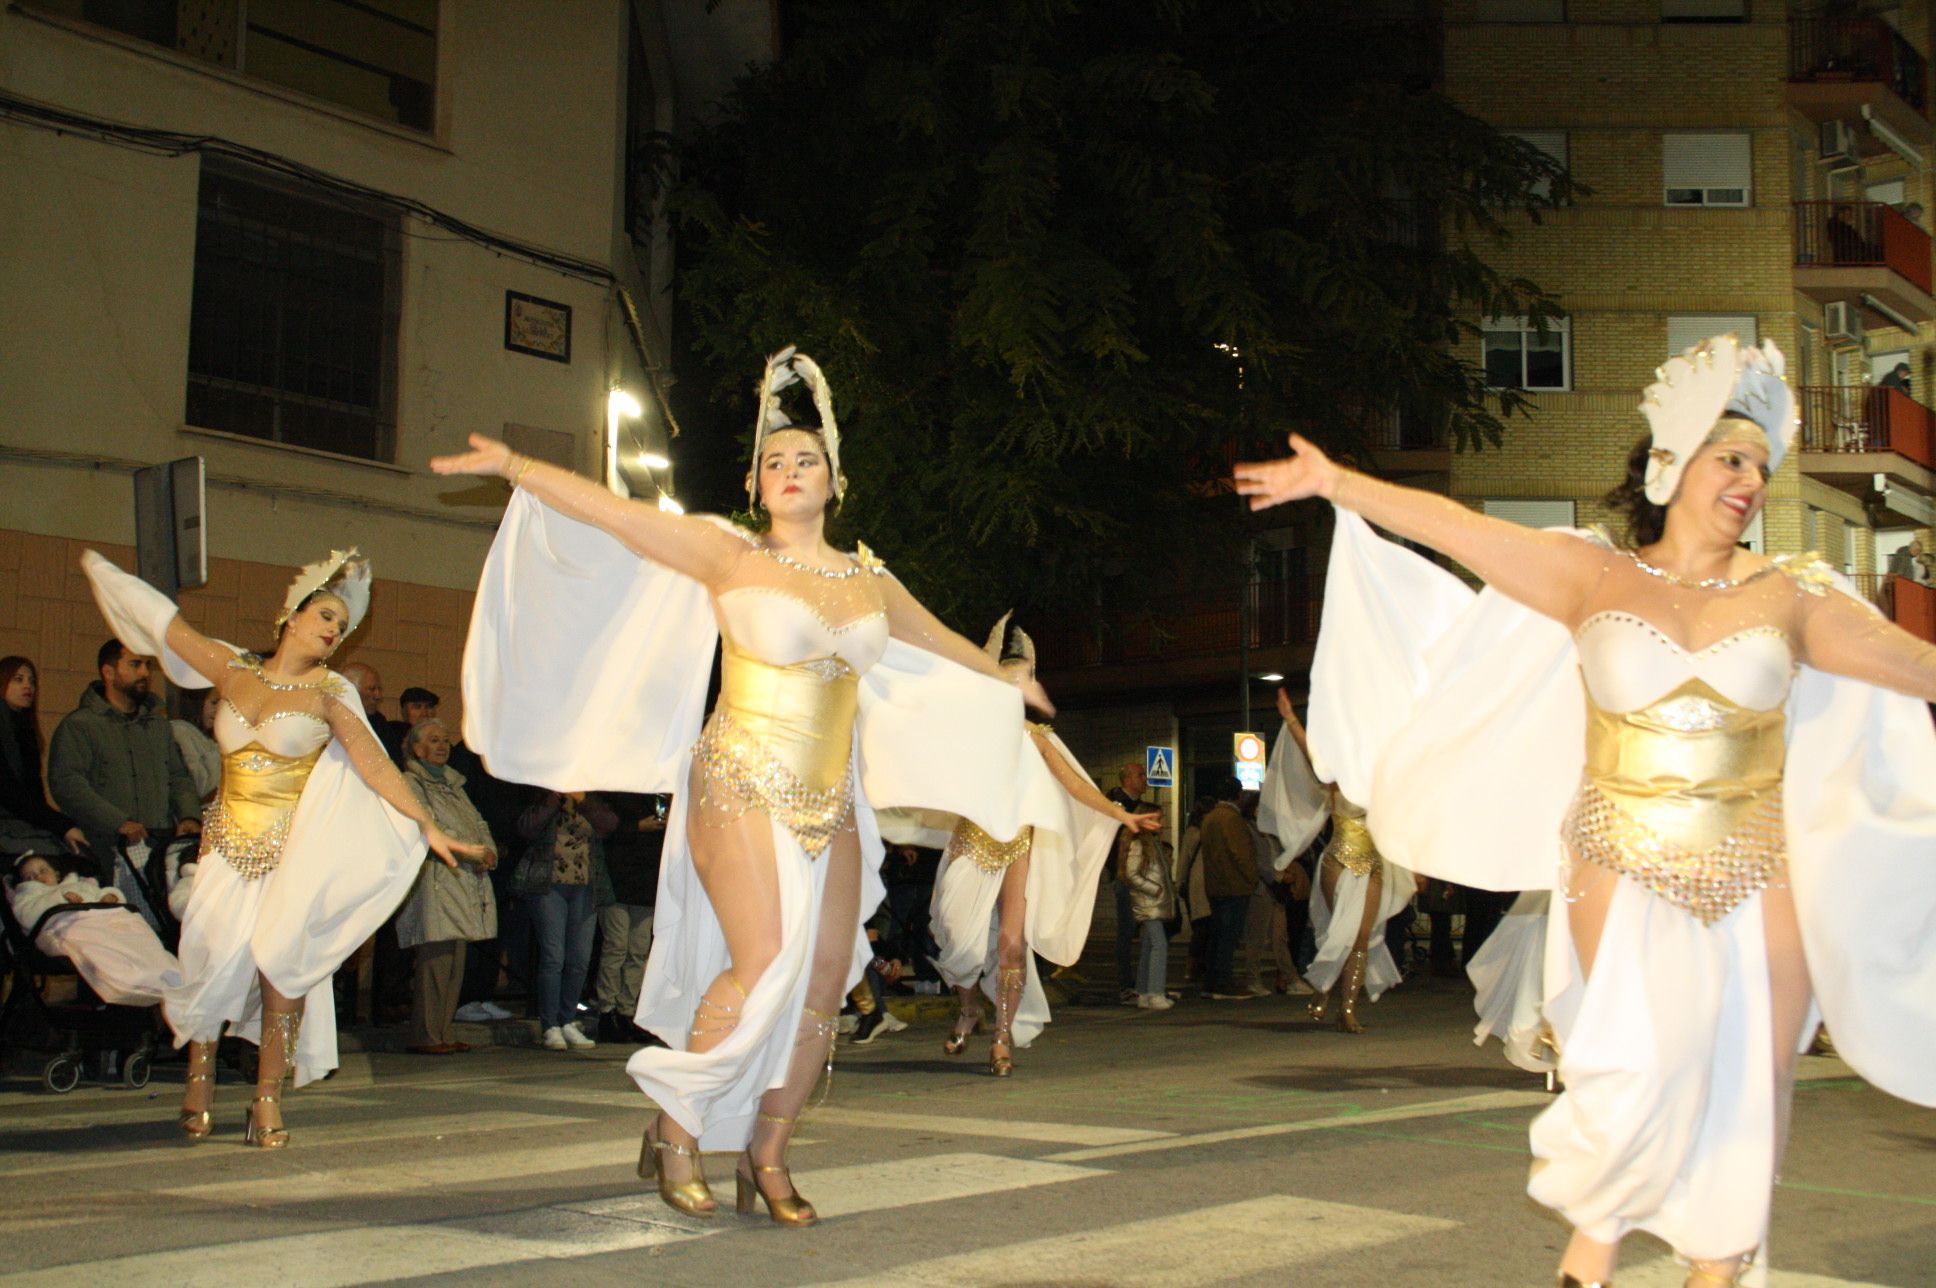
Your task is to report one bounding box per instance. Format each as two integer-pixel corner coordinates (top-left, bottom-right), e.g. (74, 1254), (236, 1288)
(7, 854), (180, 1005)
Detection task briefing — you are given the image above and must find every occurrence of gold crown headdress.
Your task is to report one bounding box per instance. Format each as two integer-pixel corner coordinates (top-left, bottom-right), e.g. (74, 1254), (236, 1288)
(982, 611), (1037, 669)
(276, 549), (371, 635)
(747, 346), (844, 506)
(1639, 334), (1795, 505)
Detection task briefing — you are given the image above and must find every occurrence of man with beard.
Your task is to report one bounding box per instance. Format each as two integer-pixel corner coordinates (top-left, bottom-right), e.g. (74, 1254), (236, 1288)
(48, 640), (201, 885)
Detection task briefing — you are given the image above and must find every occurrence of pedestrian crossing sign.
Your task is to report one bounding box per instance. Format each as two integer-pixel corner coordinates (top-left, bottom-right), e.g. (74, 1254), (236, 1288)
(1145, 746), (1175, 788)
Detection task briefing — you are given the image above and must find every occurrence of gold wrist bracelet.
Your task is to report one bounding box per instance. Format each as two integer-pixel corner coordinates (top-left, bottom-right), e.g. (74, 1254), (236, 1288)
(509, 455), (535, 488)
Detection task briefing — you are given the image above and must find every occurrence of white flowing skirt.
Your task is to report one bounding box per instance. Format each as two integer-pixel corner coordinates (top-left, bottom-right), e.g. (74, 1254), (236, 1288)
(628, 768), (886, 1153)
(1467, 890), (1552, 1073)
(1305, 856), (1412, 999)
(38, 909), (179, 1007)
(1529, 877), (1797, 1268)
(164, 849), (355, 1087)
(928, 853), (1049, 1048)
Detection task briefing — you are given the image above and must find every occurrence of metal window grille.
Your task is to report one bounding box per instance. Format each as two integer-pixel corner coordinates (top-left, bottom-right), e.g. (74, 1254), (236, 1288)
(185, 165), (400, 461)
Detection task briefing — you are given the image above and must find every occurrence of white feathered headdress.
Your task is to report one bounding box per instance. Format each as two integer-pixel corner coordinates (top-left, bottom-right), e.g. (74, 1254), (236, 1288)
(747, 346), (844, 506)
(982, 611), (1037, 670)
(276, 549), (371, 636)
(1639, 334), (1795, 505)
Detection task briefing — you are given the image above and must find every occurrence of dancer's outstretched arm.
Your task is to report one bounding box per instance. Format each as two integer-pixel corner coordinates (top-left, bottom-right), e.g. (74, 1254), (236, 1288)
(320, 694), (484, 869)
(430, 433), (747, 587)
(1234, 434), (1605, 627)
(878, 576), (1056, 715)
(1032, 732), (1162, 830)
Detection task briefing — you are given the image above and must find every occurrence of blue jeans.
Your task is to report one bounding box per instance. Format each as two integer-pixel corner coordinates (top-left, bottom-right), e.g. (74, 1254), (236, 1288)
(1207, 895), (1250, 994)
(531, 883), (597, 1031)
(1135, 920), (1168, 997)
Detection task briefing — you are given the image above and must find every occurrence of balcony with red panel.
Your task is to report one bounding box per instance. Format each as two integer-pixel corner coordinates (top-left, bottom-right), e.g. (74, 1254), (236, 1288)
(1849, 573), (1936, 645)
(1788, 15), (1931, 147)
(1794, 384), (1936, 525)
(1793, 202), (1936, 327)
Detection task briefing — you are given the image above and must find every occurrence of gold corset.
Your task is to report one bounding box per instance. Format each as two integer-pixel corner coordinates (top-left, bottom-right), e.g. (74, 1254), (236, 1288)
(947, 819), (1034, 875)
(202, 742), (325, 879)
(693, 641), (860, 855)
(1326, 807), (1378, 877)
(1563, 678), (1787, 925)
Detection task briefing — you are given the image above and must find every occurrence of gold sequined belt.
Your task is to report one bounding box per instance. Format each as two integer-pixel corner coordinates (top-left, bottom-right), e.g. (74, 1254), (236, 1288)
(693, 710), (854, 857)
(203, 742), (323, 878)
(1562, 780), (1787, 926)
(1326, 813), (1377, 876)
(947, 819), (1033, 874)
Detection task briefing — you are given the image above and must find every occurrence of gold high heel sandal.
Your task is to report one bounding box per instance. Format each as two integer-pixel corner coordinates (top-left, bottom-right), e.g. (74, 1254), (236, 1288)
(1681, 1251), (1752, 1286)
(989, 967), (1022, 1077)
(179, 1051), (215, 1139)
(942, 1007), (982, 1056)
(736, 1113), (816, 1226)
(243, 1094), (288, 1148)
(639, 1117), (716, 1217)
(1337, 948), (1368, 1034)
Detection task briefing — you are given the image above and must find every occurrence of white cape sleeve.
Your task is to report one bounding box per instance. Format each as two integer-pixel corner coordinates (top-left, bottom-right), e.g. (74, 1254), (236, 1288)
(1309, 509), (1584, 892)
(1257, 720), (1328, 867)
(460, 490), (719, 793)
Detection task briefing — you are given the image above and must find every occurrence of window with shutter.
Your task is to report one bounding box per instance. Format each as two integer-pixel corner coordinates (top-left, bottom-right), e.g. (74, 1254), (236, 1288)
(1666, 315), (1758, 356)
(1508, 130), (1569, 201)
(1483, 500), (1578, 529)
(1664, 133), (1753, 207)
(1482, 316), (1572, 391)
(1475, 0), (1566, 19)
(1661, 0), (1747, 21)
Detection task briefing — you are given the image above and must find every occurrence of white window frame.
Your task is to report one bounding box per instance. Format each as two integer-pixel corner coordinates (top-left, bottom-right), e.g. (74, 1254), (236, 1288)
(1664, 132), (1753, 207)
(1474, 0), (1566, 20)
(1484, 499), (1578, 529)
(1666, 314), (1758, 356)
(1507, 129), (1569, 201)
(1482, 316), (1573, 392)
(1660, 0), (1748, 21)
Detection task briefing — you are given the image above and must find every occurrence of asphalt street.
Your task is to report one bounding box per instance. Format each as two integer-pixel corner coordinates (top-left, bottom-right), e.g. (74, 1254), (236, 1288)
(2, 975), (1930, 1287)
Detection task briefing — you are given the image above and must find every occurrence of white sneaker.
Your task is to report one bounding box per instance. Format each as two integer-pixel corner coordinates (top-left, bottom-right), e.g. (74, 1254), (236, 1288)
(453, 1002), (493, 1023)
(878, 1011), (909, 1033)
(560, 1021), (597, 1048)
(836, 1013), (859, 1035)
(1247, 981), (1272, 997)
(1286, 975), (1316, 996)
(1143, 994), (1174, 1011)
(480, 1001), (516, 1020)
(542, 1026), (567, 1050)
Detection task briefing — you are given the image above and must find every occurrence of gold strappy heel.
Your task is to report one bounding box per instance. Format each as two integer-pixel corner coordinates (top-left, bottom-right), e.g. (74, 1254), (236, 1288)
(736, 1112), (816, 1227)
(1337, 948), (1368, 1034)
(989, 967), (1022, 1077)
(243, 1094), (288, 1148)
(179, 1043), (216, 1139)
(639, 1115), (716, 1217)
(943, 1003), (982, 1056)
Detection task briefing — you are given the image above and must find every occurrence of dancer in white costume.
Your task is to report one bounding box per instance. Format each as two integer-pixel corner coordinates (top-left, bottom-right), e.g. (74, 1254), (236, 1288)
(1467, 889), (1557, 1077)
(1264, 691), (1412, 1033)
(436, 349), (1073, 1228)
(925, 616), (1159, 1075)
(80, 549), (478, 1146)
(1235, 334), (1936, 1288)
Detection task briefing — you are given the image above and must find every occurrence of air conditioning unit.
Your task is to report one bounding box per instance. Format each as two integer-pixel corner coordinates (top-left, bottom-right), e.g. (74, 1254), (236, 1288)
(1820, 119), (1856, 162)
(1825, 300), (1866, 346)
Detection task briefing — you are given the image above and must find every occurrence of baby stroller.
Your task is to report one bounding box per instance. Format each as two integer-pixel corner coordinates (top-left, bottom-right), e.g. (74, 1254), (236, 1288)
(0, 847), (165, 1093)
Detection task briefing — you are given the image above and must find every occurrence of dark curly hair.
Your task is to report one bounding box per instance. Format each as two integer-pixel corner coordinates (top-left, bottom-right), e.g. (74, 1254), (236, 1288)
(1602, 437), (1667, 549)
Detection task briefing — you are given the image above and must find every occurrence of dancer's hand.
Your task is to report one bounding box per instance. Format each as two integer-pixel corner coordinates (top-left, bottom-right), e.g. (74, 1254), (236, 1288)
(424, 823), (489, 870)
(1232, 434), (1342, 511)
(1121, 809), (1163, 833)
(430, 433), (518, 479)
(1019, 676), (1056, 717)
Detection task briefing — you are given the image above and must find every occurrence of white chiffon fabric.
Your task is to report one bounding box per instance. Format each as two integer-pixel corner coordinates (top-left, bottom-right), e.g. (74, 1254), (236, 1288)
(82, 552), (430, 1086)
(16, 898), (179, 1006)
(462, 492), (1079, 1151)
(921, 730), (1119, 1047)
(1467, 890), (1552, 1074)
(1309, 508), (1936, 1267)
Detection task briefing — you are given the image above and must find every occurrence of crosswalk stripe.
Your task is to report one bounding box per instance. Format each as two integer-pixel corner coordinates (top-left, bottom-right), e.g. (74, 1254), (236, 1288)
(2, 1152), (1106, 1286)
(1044, 1088), (1550, 1162)
(1621, 1257), (1898, 1288)
(813, 1194), (1458, 1287)
(0, 1095), (381, 1134)
(807, 1106), (1175, 1146)
(0, 1110), (588, 1178)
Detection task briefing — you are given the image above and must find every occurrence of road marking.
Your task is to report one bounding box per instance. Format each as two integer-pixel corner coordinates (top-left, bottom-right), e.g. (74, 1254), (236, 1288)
(808, 1106), (1175, 1147)
(4, 1152), (1105, 1286)
(1621, 1257), (1899, 1287)
(1044, 1089), (1550, 1162)
(0, 1110), (587, 1177)
(815, 1194), (1458, 1287)
(0, 1095), (381, 1134)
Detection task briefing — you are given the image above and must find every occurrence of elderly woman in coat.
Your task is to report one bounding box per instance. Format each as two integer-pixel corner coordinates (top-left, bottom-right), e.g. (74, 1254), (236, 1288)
(397, 718), (498, 1054)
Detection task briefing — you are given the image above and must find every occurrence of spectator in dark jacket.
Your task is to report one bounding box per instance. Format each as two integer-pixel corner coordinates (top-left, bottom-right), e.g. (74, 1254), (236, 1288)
(0, 656), (87, 859)
(595, 792), (666, 1040)
(1195, 775), (1255, 1000)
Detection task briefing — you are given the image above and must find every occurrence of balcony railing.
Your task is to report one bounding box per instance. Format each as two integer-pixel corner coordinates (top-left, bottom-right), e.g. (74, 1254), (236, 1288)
(1850, 572), (1936, 643)
(1790, 15), (1928, 116)
(1035, 580), (1321, 671)
(1794, 201), (1934, 294)
(1794, 384), (1936, 470)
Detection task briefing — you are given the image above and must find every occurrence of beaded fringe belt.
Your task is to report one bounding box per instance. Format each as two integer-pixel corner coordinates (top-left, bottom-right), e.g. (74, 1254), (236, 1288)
(201, 801), (295, 880)
(1326, 816), (1378, 877)
(947, 820), (1033, 875)
(692, 711), (854, 857)
(1561, 780), (1788, 926)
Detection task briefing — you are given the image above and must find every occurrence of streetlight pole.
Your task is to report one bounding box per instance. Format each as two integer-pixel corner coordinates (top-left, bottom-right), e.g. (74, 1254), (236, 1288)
(1239, 542), (1252, 732)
